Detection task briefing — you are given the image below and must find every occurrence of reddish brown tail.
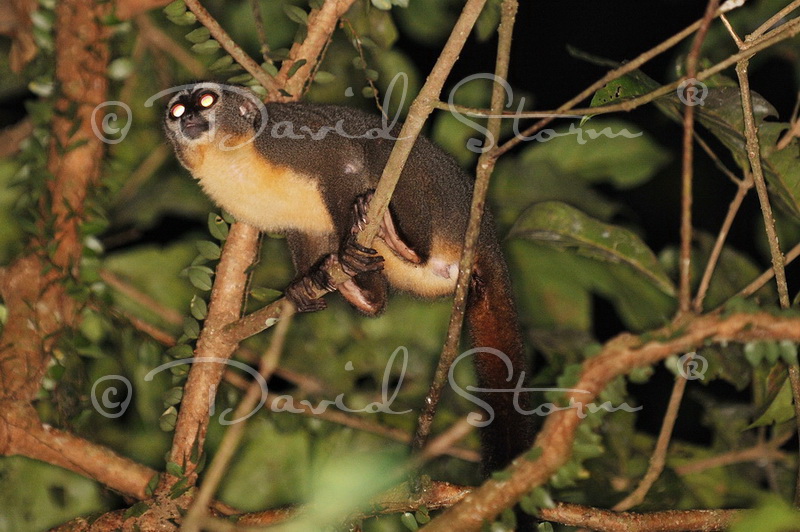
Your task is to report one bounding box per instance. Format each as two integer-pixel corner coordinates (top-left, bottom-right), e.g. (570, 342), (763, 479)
(466, 252), (535, 474)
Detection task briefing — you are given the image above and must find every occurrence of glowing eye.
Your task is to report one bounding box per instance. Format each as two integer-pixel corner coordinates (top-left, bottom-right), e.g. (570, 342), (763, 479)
(170, 103), (186, 119)
(198, 93), (216, 108)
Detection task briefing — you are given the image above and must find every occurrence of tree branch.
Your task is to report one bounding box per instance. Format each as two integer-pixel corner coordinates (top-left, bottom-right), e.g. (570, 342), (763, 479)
(423, 311), (800, 530)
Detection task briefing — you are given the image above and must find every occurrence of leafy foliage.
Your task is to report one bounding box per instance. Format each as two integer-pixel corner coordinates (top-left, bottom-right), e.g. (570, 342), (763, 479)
(2, 0), (800, 530)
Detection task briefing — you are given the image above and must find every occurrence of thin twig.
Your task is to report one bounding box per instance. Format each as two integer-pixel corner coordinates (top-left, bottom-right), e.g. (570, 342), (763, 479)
(678, 0), (720, 313)
(539, 503), (739, 532)
(100, 269), (184, 326)
(410, 0), (512, 457)
(136, 14), (205, 78)
(423, 311), (800, 530)
(776, 92), (800, 150)
(675, 433), (792, 476)
(748, 0), (800, 40)
(613, 363), (689, 511)
(733, 18), (800, 503)
(249, 0), (271, 64)
(182, 0), (276, 92)
(693, 173), (754, 312)
(493, 14), (800, 158)
(736, 242), (800, 300)
(182, 302), (294, 532)
(272, 0), (357, 100)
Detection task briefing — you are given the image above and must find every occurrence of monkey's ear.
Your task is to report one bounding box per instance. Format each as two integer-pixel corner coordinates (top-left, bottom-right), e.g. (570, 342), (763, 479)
(238, 96), (261, 124)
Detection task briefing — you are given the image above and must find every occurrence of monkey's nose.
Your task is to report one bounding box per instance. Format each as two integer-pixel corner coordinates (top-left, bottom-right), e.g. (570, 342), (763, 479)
(180, 114), (209, 139)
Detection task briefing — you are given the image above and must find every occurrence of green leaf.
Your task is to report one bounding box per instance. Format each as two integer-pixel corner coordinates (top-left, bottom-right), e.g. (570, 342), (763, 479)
(780, 341), (798, 366)
(312, 71), (336, 84)
(400, 512), (419, 531)
(189, 295), (207, 320)
(163, 386), (183, 407)
(183, 317), (200, 339)
(123, 501), (149, 519)
(184, 27), (210, 44)
(167, 11), (196, 26)
(163, 0), (186, 17)
(730, 495), (800, 532)
(166, 344), (194, 359)
(250, 286), (282, 303)
(474, 0), (500, 41)
(209, 55), (234, 72)
(510, 201), (675, 296)
(191, 39), (220, 55)
(286, 59), (307, 79)
(516, 119), (669, 189)
(188, 267), (213, 291)
(196, 240), (221, 260)
(371, 0), (392, 10)
(227, 73), (254, 84)
(208, 213), (229, 241)
(748, 375), (794, 428)
(160, 407), (179, 432)
(145, 474), (159, 496)
(283, 5), (309, 25)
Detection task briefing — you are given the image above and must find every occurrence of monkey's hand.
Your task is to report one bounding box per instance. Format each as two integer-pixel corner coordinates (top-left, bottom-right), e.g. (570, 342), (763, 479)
(285, 254), (339, 312)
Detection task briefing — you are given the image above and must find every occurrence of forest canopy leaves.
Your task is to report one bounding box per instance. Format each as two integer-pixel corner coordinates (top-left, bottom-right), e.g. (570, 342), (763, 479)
(587, 57), (800, 220)
(510, 201), (675, 296)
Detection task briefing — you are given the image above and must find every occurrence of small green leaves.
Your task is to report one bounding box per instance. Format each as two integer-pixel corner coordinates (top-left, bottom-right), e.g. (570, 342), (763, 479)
(510, 201), (675, 296)
(519, 487), (554, 516)
(123, 501), (150, 519)
(191, 39), (220, 55)
(184, 27), (210, 44)
(165, 344), (193, 359)
(160, 407), (178, 432)
(166, 460), (183, 477)
(208, 213), (229, 241)
(163, 0), (186, 17)
(189, 295), (208, 320)
(183, 317), (200, 339)
(163, 386), (183, 408)
(187, 265), (213, 291)
(209, 55), (235, 72)
(400, 512), (419, 531)
(227, 73), (254, 85)
(748, 376), (794, 428)
(195, 240), (221, 261)
(286, 59), (307, 79)
(144, 474), (159, 497)
(283, 5), (309, 25)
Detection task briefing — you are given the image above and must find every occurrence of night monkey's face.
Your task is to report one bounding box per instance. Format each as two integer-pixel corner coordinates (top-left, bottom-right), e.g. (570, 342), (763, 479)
(164, 83), (223, 143)
(163, 82), (266, 151)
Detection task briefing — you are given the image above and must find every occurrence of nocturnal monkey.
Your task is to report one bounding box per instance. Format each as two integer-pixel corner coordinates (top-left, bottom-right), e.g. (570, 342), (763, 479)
(163, 82), (534, 475)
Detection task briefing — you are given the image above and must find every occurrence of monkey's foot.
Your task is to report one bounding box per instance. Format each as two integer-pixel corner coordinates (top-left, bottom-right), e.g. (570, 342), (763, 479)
(339, 234), (384, 277)
(352, 190), (421, 265)
(285, 255), (338, 312)
(351, 191), (373, 235)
